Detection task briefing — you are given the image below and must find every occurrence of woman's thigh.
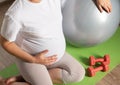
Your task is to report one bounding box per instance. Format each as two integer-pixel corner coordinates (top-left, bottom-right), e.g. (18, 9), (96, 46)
(16, 60), (53, 85)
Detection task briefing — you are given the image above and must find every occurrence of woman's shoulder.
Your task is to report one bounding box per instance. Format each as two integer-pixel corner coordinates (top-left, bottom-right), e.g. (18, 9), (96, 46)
(5, 0), (23, 20)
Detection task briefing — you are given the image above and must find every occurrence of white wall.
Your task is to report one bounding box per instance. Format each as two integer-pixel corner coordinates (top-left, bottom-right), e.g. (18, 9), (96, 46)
(0, 0), (7, 3)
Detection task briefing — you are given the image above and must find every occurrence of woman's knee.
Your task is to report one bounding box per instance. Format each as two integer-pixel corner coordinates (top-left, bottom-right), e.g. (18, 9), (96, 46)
(73, 68), (85, 83)
(70, 62), (85, 83)
(71, 67), (85, 83)
(62, 66), (85, 84)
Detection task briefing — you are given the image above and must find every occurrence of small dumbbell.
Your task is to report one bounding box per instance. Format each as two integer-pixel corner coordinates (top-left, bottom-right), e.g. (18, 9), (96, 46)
(89, 54), (110, 66)
(87, 62), (109, 77)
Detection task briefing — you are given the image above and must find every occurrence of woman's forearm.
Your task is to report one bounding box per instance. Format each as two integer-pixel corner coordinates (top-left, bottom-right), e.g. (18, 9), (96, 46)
(0, 35), (35, 63)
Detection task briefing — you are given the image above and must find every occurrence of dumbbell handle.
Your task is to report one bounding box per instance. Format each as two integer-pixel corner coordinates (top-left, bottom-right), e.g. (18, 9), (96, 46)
(93, 66), (103, 72)
(93, 63), (109, 72)
(95, 59), (104, 62)
(96, 55), (110, 62)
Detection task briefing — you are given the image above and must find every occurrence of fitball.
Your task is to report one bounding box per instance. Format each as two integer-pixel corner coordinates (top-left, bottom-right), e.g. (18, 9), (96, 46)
(62, 0), (120, 47)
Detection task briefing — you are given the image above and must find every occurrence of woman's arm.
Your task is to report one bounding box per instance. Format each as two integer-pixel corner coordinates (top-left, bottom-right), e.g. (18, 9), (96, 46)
(96, 0), (112, 13)
(0, 35), (57, 65)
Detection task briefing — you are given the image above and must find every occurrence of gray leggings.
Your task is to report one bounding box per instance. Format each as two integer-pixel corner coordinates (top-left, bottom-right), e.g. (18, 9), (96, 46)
(16, 52), (85, 85)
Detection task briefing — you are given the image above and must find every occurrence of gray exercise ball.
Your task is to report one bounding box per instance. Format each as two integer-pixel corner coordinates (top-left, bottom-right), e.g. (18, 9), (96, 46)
(62, 0), (120, 47)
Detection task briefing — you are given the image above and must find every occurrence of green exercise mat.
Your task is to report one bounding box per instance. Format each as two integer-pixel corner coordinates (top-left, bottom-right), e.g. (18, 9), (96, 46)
(0, 27), (120, 85)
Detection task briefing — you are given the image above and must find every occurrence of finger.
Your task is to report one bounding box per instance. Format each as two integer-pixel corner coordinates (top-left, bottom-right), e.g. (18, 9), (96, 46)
(45, 56), (57, 61)
(43, 59), (56, 66)
(109, 7), (112, 13)
(103, 5), (109, 13)
(98, 5), (103, 13)
(108, 6), (111, 13)
(45, 62), (53, 66)
(106, 7), (110, 13)
(108, 4), (112, 12)
(47, 55), (57, 60)
(47, 57), (57, 62)
(38, 55), (57, 65)
(44, 55), (57, 63)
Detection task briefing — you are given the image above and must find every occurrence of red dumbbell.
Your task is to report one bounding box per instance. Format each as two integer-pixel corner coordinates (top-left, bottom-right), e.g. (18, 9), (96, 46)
(89, 54), (110, 66)
(87, 62), (109, 77)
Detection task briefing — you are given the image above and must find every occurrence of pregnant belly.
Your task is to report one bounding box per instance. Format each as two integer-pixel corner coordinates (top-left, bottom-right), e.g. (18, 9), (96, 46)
(21, 37), (66, 61)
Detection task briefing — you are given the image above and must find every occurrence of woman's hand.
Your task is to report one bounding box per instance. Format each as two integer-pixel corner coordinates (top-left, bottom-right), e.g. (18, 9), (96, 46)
(33, 50), (57, 65)
(96, 0), (112, 13)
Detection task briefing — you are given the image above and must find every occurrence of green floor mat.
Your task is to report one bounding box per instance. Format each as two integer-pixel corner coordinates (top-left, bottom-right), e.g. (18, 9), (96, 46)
(0, 27), (120, 85)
